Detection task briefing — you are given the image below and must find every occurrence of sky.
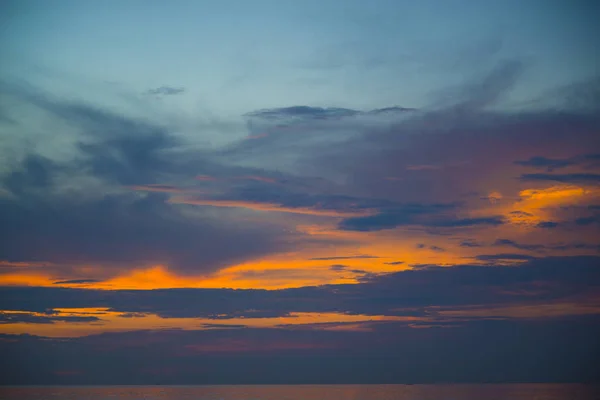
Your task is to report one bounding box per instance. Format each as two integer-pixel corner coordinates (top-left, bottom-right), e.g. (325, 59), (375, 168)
(0, 0), (599, 385)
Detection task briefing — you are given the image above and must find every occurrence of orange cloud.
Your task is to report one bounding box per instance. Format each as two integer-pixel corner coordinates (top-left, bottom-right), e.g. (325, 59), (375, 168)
(0, 308), (413, 338)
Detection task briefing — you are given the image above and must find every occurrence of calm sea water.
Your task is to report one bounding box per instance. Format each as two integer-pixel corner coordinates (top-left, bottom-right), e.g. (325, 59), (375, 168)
(1, 384), (598, 400)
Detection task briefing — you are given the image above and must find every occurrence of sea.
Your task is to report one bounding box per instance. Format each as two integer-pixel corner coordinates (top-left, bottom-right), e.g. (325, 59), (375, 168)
(0, 384), (598, 400)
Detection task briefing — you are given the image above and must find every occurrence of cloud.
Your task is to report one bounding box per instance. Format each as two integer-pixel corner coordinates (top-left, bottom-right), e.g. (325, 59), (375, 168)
(521, 173), (600, 184)
(2, 315), (599, 384)
(0, 312), (100, 324)
(475, 254), (536, 262)
(245, 106), (360, 121)
(576, 216), (599, 226)
(494, 239), (599, 253)
(2, 256), (598, 319)
(328, 265), (367, 274)
(337, 203), (456, 232)
(0, 84), (298, 275)
(427, 216), (504, 228)
(537, 221), (559, 229)
(1, 62), (600, 292)
(460, 239), (482, 247)
(309, 255), (380, 261)
(52, 279), (100, 285)
(514, 156), (576, 171)
(2, 255), (600, 384)
(146, 86), (185, 96)
(494, 239), (545, 251)
(433, 59), (524, 111)
(0, 190), (292, 274)
(338, 203), (504, 232)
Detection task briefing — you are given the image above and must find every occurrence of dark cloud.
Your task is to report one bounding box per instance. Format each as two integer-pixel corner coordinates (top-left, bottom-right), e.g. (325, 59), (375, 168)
(339, 205), (503, 232)
(118, 313), (146, 318)
(514, 156), (575, 171)
(576, 216), (599, 226)
(53, 279), (101, 285)
(460, 239), (482, 247)
(494, 239), (600, 253)
(337, 203), (456, 232)
(428, 216), (504, 228)
(201, 323), (247, 329)
(146, 86), (185, 96)
(510, 211), (533, 217)
(329, 265), (367, 274)
(309, 255), (380, 261)
(513, 153), (600, 172)
(0, 312), (100, 324)
(475, 254), (536, 262)
(181, 186), (399, 217)
(521, 173), (600, 184)
(245, 106), (360, 121)
(0, 85), (297, 274)
(0, 190), (290, 274)
(494, 239), (545, 252)
(415, 244), (445, 252)
(537, 221), (559, 229)
(1, 316), (599, 384)
(2, 256), (598, 319)
(3, 254), (600, 383)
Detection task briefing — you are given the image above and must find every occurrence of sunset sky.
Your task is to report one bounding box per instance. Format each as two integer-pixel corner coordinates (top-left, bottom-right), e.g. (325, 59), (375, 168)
(1, 0), (599, 384)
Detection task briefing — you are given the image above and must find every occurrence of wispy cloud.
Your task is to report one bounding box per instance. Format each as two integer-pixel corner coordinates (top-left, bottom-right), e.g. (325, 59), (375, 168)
(146, 86), (185, 96)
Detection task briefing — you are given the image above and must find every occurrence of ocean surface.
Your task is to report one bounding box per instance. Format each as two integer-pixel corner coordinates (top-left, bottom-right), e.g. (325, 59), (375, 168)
(0, 384), (598, 400)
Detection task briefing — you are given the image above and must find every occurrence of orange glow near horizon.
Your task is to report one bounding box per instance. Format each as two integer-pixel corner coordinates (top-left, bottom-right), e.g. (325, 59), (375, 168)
(0, 308), (416, 338)
(2, 179), (599, 292)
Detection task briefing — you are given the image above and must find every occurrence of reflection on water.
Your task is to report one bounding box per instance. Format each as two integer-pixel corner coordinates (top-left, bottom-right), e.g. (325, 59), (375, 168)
(0, 384), (598, 400)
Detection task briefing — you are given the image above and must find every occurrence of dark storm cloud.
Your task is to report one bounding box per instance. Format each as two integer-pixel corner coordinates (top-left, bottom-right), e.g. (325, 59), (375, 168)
(146, 86), (185, 96)
(2, 256), (598, 318)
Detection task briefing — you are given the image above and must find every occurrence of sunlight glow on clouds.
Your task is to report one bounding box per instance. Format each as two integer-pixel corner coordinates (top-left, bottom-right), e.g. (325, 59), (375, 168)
(0, 0), (599, 384)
